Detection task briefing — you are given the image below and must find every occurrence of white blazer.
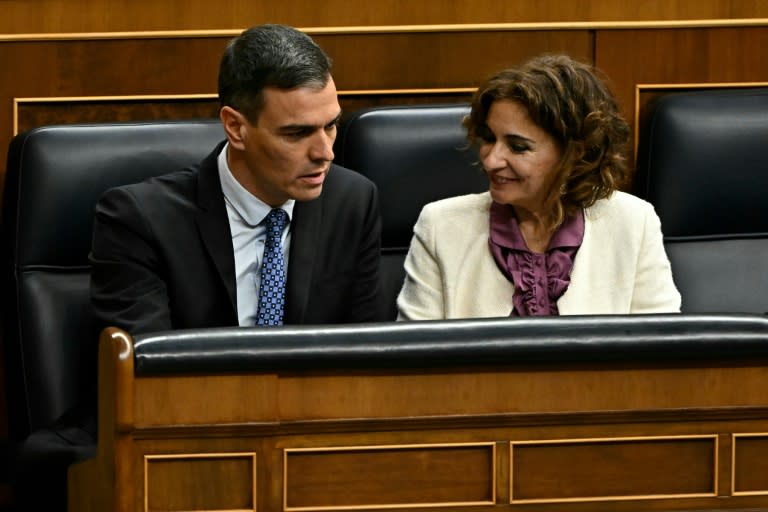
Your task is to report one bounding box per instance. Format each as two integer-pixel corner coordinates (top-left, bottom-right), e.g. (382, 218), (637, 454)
(397, 191), (681, 320)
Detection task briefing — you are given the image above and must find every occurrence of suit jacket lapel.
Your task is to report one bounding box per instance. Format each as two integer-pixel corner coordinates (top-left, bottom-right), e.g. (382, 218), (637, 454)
(285, 198), (321, 323)
(195, 142), (237, 313)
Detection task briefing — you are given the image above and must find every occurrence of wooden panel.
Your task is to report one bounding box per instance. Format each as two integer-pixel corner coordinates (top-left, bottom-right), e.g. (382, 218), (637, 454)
(3, 0), (768, 34)
(0, 30), (591, 199)
(134, 374), (279, 426)
(144, 452), (256, 511)
(283, 443), (495, 510)
(0, 36), (226, 198)
(596, 26), (768, 165)
(733, 434), (768, 495)
(276, 364), (768, 422)
(14, 97), (220, 135)
(511, 435), (717, 503)
(314, 31), (592, 90)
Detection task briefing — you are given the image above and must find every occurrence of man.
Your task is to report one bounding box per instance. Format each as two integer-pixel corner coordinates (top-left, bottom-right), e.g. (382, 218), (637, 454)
(14, 24), (384, 512)
(91, 24), (384, 333)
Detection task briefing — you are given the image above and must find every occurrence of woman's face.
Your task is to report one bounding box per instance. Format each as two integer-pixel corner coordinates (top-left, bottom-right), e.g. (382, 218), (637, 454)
(478, 99), (563, 213)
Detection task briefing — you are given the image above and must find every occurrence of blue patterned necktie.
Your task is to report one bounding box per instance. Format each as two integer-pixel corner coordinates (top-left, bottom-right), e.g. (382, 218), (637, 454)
(256, 208), (289, 326)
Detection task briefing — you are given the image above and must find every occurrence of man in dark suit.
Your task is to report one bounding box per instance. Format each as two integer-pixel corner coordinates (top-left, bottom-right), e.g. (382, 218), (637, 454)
(13, 24), (384, 512)
(91, 24), (384, 333)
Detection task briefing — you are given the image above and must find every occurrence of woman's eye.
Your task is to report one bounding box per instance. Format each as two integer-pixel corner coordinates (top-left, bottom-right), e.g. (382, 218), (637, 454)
(509, 142), (529, 153)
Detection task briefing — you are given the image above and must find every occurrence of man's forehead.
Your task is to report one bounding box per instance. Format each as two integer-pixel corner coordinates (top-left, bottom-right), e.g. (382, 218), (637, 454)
(260, 83), (340, 126)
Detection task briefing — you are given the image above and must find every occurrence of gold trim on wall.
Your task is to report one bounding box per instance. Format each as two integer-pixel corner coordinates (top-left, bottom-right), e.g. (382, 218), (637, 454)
(633, 81), (768, 159)
(510, 434), (718, 504)
(12, 94), (218, 135)
(731, 432), (768, 496)
(283, 442), (496, 511)
(1, 18), (768, 42)
(143, 451), (257, 512)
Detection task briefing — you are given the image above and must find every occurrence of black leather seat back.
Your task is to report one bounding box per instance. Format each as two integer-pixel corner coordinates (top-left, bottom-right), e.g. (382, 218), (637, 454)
(3, 120), (225, 439)
(335, 104), (487, 319)
(635, 88), (768, 313)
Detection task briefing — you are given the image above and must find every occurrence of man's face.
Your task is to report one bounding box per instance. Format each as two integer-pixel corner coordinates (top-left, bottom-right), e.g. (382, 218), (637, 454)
(228, 78), (341, 206)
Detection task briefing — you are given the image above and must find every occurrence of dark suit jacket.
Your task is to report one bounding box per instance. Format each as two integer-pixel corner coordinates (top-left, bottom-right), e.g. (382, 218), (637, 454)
(90, 142), (385, 334)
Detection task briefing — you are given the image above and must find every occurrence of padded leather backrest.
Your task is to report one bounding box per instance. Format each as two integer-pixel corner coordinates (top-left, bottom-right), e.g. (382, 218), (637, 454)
(335, 104), (487, 318)
(635, 89), (768, 314)
(3, 120), (225, 438)
(133, 314), (768, 375)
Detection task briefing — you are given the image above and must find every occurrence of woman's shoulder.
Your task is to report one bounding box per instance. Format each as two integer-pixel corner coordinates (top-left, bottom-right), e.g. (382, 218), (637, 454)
(587, 190), (655, 219)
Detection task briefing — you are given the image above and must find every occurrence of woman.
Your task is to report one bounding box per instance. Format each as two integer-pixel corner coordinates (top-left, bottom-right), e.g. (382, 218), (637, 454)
(397, 54), (680, 320)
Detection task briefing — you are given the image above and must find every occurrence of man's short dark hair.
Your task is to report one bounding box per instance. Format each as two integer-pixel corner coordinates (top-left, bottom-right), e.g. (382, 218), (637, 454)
(218, 24), (333, 121)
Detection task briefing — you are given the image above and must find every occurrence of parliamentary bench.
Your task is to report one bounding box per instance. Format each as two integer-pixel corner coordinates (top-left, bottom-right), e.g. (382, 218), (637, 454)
(68, 313), (768, 511)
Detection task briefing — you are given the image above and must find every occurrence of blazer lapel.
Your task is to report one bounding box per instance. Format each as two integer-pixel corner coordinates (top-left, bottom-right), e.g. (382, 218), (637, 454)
(285, 198), (321, 323)
(195, 142), (237, 313)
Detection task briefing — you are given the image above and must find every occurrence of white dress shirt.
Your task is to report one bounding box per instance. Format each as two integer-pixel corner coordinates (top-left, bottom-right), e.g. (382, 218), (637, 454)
(217, 144), (295, 326)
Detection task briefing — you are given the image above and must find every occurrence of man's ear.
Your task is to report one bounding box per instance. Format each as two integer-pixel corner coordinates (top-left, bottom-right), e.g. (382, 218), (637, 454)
(220, 106), (247, 150)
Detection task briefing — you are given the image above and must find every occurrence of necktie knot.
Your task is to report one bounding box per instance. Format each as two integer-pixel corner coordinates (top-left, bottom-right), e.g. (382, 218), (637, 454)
(266, 208), (289, 232)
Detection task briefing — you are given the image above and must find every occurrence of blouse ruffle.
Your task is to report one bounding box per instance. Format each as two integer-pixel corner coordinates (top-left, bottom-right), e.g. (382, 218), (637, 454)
(488, 203), (584, 316)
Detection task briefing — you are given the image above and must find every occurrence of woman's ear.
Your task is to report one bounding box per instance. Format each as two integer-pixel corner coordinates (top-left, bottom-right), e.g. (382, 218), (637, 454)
(220, 106), (247, 150)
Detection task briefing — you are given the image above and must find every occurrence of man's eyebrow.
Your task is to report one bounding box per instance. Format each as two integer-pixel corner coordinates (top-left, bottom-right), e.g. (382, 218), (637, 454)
(278, 111), (343, 133)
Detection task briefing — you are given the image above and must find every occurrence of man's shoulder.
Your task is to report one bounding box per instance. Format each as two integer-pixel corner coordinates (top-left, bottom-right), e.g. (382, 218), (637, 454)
(101, 165), (203, 204)
(96, 166), (204, 222)
(101, 143), (221, 204)
(326, 163), (375, 189)
(318, 164), (378, 209)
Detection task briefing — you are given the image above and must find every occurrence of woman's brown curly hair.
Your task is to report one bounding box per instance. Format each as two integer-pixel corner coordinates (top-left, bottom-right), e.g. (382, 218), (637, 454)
(464, 54), (630, 232)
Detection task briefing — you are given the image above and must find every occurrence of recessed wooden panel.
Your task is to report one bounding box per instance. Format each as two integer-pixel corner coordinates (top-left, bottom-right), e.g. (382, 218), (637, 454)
(511, 435), (717, 503)
(144, 452), (256, 512)
(12, 92), (473, 138)
(733, 434), (768, 495)
(284, 443), (495, 510)
(14, 97), (220, 135)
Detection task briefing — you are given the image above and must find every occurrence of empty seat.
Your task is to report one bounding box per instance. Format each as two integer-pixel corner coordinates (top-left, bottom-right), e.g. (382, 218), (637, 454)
(2, 119), (225, 510)
(635, 88), (768, 314)
(335, 104), (488, 319)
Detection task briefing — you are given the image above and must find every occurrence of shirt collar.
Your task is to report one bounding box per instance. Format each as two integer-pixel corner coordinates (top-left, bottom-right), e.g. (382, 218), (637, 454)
(217, 143), (295, 226)
(489, 201), (584, 252)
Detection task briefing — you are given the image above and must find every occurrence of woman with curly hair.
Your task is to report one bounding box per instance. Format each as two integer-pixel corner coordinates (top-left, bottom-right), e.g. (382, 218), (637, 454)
(397, 54), (680, 319)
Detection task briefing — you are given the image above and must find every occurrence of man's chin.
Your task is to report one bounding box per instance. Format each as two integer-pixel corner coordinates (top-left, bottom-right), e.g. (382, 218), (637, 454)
(292, 184), (324, 202)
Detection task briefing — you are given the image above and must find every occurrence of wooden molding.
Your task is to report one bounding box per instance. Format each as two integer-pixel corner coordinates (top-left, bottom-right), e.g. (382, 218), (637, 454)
(2, 18), (768, 42)
(510, 434), (718, 504)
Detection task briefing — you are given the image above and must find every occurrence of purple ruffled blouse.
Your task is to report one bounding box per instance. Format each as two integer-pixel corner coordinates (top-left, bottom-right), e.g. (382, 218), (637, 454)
(488, 202), (584, 316)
